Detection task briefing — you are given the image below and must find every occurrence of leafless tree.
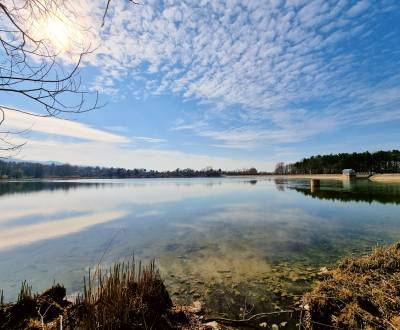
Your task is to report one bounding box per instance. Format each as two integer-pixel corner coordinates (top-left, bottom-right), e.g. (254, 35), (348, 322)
(0, 0), (137, 157)
(274, 162), (285, 175)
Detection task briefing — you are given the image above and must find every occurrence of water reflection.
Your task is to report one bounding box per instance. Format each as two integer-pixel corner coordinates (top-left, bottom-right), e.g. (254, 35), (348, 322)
(0, 178), (399, 323)
(279, 179), (400, 204)
(0, 180), (114, 197)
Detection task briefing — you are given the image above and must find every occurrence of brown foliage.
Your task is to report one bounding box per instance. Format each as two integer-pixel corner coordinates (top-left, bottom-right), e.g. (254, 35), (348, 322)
(0, 259), (204, 329)
(302, 242), (400, 329)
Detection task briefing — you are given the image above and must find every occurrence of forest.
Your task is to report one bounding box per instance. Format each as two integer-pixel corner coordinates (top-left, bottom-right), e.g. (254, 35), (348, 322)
(276, 150), (400, 174)
(0, 160), (223, 179)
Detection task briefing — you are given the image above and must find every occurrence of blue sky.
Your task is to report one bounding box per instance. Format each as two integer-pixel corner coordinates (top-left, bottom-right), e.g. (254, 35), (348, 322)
(1, 0), (400, 170)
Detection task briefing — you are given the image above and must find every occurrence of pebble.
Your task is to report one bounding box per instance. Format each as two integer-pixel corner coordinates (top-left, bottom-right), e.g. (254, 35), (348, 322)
(189, 300), (202, 314)
(205, 321), (220, 330)
(273, 304), (281, 311)
(318, 267), (329, 275)
(217, 269), (231, 273)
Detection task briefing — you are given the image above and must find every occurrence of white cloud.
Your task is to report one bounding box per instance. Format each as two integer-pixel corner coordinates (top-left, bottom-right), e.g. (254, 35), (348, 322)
(3, 0), (398, 152)
(2, 109), (129, 143)
(135, 136), (167, 143)
(347, 1), (370, 17)
(73, 0), (399, 146)
(15, 137), (274, 171)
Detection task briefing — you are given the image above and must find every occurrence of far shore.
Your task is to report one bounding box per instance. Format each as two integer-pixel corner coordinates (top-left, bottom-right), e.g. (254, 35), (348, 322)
(226, 174), (354, 181)
(1, 173), (400, 183)
(369, 173), (400, 183)
(227, 173), (400, 183)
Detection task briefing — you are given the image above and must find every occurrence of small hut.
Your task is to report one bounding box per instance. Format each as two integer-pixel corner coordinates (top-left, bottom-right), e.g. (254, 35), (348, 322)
(342, 169), (356, 179)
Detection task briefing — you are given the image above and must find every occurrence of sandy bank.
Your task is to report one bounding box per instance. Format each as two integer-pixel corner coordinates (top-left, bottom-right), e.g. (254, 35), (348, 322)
(225, 174), (345, 181)
(369, 173), (400, 183)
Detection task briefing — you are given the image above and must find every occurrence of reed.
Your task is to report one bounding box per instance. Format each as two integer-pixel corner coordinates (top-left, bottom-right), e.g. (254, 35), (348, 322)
(73, 257), (172, 329)
(17, 281), (32, 302)
(0, 259), (180, 329)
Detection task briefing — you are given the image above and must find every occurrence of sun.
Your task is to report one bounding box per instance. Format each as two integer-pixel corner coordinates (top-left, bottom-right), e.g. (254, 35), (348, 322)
(37, 11), (83, 54)
(44, 16), (71, 51)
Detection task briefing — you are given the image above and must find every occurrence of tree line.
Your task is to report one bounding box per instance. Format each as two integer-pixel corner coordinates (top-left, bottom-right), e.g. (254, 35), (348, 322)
(0, 160), (265, 179)
(0, 160), (227, 179)
(275, 150), (400, 174)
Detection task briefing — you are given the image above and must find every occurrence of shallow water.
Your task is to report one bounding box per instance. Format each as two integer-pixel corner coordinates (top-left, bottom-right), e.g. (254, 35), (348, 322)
(0, 177), (399, 323)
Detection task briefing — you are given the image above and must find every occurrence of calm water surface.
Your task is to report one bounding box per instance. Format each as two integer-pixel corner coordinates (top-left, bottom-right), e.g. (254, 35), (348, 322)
(1, 177), (399, 322)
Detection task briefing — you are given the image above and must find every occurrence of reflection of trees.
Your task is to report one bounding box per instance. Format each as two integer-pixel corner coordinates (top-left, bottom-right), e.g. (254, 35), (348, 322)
(292, 184), (400, 205)
(0, 181), (114, 197)
(273, 178), (285, 191)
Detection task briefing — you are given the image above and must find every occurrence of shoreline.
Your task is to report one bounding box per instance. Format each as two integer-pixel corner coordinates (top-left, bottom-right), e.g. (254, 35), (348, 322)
(369, 173), (400, 183)
(1, 173), (400, 183)
(228, 173), (400, 183)
(226, 174), (351, 181)
(2, 242), (400, 329)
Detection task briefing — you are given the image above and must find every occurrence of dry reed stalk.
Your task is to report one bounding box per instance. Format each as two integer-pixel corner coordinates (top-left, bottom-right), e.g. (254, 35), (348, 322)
(73, 257), (172, 329)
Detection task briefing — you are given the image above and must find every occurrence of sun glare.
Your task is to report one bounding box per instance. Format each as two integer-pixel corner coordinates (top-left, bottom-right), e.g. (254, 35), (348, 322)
(37, 12), (83, 54)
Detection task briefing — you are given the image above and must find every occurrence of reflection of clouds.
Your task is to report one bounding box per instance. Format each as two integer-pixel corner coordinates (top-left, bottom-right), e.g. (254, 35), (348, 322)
(0, 211), (128, 251)
(197, 202), (321, 225)
(0, 179), (263, 225)
(136, 210), (165, 217)
(0, 209), (57, 224)
(0, 179), (270, 250)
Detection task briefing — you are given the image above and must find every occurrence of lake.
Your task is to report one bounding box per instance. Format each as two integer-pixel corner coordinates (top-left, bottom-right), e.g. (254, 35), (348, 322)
(0, 177), (399, 322)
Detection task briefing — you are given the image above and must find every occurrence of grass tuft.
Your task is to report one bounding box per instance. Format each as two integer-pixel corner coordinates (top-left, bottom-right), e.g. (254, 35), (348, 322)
(17, 281), (32, 303)
(67, 257), (172, 329)
(0, 259), (203, 329)
(302, 242), (400, 329)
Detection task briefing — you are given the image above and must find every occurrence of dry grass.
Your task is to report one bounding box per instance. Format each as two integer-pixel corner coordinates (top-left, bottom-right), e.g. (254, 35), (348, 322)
(0, 259), (202, 329)
(302, 242), (400, 329)
(17, 281), (32, 302)
(68, 258), (173, 329)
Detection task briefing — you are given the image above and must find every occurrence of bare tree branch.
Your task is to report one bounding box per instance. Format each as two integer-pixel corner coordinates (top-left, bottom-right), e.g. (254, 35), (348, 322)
(0, 0), (132, 156)
(102, 0), (139, 27)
